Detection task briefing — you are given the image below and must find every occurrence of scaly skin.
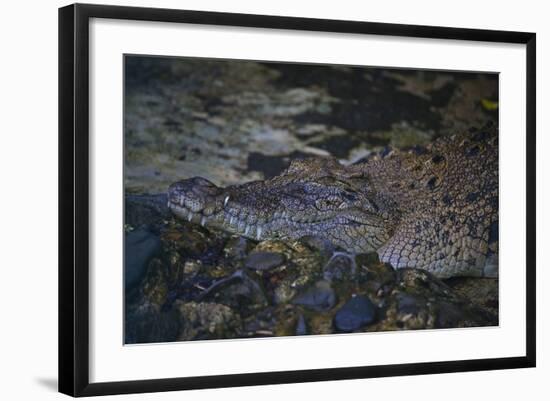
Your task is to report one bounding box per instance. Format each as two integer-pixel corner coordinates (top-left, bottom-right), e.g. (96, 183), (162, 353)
(168, 126), (498, 278)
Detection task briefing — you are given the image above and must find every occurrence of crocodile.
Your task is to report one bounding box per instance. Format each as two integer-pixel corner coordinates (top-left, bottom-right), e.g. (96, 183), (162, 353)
(168, 126), (498, 278)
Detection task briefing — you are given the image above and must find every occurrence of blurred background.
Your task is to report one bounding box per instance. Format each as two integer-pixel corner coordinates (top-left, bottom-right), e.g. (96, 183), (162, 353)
(124, 55), (498, 194)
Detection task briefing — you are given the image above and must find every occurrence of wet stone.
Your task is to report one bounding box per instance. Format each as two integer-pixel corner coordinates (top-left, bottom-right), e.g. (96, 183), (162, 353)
(444, 277), (499, 318)
(175, 300), (242, 341)
(299, 235), (336, 260)
(125, 302), (181, 344)
(357, 255), (395, 296)
(243, 307), (276, 337)
(436, 301), (466, 328)
(333, 295), (377, 332)
(162, 223), (223, 264)
(243, 304), (303, 338)
(272, 304), (302, 337)
(141, 258), (169, 308)
(125, 228), (161, 290)
(292, 280), (336, 311)
(396, 293), (422, 315)
(223, 236), (254, 262)
(295, 313), (307, 335)
(263, 239), (326, 305)
(245, 251), (286, 271)
(323, 253), (355, 281)
(199, 270), (268, 315)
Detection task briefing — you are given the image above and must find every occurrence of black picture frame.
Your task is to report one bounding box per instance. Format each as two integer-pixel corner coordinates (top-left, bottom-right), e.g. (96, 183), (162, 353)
(59, 3), (536, 397)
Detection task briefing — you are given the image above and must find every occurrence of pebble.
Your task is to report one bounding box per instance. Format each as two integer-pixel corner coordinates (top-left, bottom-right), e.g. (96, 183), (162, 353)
(292, 280), (336, 311)
(333, 295), (377, 332)
(244, 251), (286, 271)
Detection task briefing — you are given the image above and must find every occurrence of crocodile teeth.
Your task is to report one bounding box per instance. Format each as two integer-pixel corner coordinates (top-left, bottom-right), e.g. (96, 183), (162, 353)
(244, 225), (250, 235)
(256, 226), (263, 240)
(188, 212), (194, 222)
(230, 216), (235, 226)
(200, 216), (206, 227)
(224, 196), (230, 207)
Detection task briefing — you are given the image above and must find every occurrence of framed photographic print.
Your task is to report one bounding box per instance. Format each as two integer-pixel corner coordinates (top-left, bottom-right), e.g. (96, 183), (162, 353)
(58, 3), (536, 397)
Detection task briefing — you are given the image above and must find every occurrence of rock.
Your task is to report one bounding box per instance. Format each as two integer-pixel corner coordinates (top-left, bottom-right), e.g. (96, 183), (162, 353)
(162, 222), (226, 265)
(308, 313), (334, 335)
(299, 235), (335, 259)
(355, 253), (395, 296)
(295, 313), (307, 335)
(444, 277), (499, 317)
(252, 240), (325, 305)
(141, 258), (169, 308)
(272, 305), (303, 337)
(245, 251), (286, 271)
(223, 236), (253, 262)
(243, 307), (276, 336)
(333, 295), (377, 332)
(125, 302), (181, 344)
(397, 294), (421, 315)
(175, 301), (242, 341)
(199, 270), (268, 314)
(366, 268), (496, 331)
(125, 228), (161, 290)
(436, 301), (467, 328)
(292, 280), (336, 311)
(392, 293), (433, 330)
(125, 194), (169, 230)
(323, 253), (355, 281)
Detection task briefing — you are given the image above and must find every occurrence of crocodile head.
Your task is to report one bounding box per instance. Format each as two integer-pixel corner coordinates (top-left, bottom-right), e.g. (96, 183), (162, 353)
(168, 157), (392, 252)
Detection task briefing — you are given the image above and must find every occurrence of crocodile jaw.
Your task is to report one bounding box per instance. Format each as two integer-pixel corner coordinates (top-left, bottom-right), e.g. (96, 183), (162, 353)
(167, 170), (390, 252)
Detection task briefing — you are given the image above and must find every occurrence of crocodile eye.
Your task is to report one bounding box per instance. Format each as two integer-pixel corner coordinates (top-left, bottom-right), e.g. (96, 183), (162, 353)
(315, 198), (342, 211)
(314, 199), (328, 210)
(342, 192), (357, 202)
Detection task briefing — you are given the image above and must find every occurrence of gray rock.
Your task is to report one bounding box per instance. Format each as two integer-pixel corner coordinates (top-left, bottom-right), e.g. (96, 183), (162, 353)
(224, 236), (253, 261)
(323, 253), (355, 281)
(299, 235), (336, 259)
(199, 270), (268, 313)
(397, 294), (421, 315)
(245, 251), (286, 271)
(292, 280), (336, 311)
(334, 295), (377, 332)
